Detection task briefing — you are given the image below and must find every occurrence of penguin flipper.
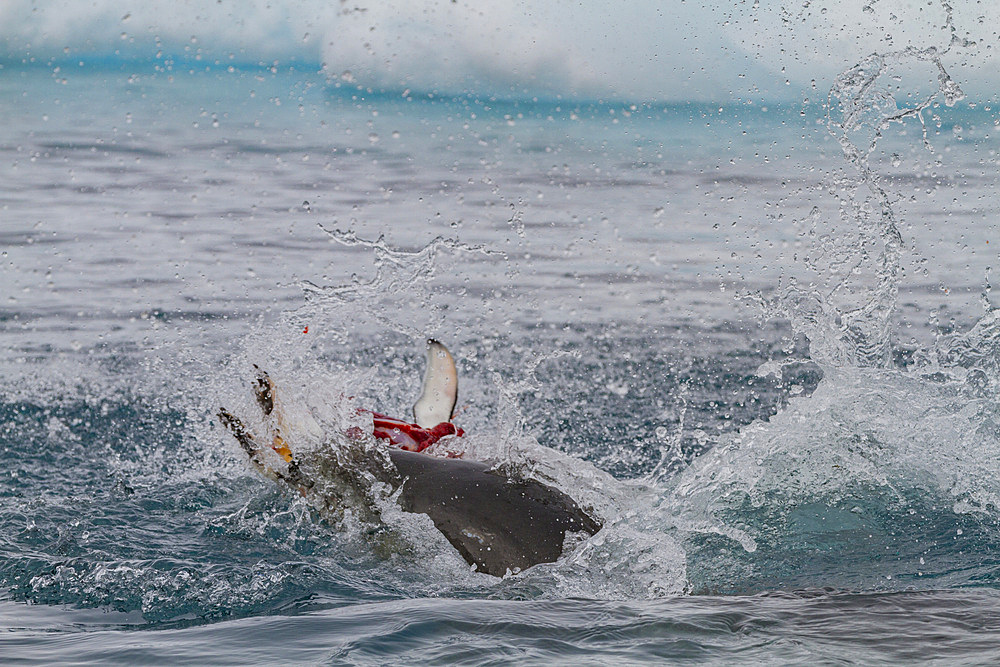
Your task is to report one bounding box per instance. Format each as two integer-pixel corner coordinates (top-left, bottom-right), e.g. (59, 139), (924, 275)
(412, 339), (458, 429)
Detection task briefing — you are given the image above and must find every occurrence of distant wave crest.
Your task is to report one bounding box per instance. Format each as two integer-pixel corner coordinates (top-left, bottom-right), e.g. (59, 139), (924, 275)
(1, 1), (994, 102)
(0, 0), (771, 102)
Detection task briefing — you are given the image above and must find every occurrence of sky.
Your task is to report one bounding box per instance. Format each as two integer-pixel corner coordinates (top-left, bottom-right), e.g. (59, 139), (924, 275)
(0, 0), (997, 103)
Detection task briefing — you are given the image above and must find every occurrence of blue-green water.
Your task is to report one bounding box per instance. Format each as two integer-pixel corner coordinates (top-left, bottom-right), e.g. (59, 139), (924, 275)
(3, 53), (1000, 663)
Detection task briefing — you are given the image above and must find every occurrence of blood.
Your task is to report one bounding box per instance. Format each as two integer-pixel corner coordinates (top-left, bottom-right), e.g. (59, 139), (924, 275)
(369, 411), (464, 454)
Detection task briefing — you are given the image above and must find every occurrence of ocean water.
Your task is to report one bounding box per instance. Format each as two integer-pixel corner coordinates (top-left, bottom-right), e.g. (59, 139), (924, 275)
(4, 14), (1000, 665)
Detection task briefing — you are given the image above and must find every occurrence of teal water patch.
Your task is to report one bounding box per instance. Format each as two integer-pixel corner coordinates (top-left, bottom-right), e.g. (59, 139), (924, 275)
(0, 395), (385, 621)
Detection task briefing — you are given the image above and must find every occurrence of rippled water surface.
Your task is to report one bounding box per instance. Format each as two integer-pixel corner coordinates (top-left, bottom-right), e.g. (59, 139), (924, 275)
(3, 17), (1000, 663)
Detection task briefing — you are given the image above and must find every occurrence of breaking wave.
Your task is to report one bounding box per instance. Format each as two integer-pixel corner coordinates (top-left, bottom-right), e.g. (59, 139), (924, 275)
(2, 0), (996, 102)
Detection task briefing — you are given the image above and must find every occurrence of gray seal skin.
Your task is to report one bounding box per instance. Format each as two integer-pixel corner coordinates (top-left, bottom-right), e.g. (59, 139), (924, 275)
(218, 341), (602, 577)
(386, 448), (601, 575)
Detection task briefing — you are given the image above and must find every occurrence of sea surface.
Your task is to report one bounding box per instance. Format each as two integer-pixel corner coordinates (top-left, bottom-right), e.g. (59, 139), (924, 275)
(3, 46), (1000, 664)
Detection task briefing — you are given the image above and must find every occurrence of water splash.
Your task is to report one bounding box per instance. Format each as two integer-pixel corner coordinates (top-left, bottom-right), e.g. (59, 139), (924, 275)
(303, 226), (495, 319)
(764, 0), (967, 368)
(661, 2), (1000, 594)
(292, 225), (499, 342)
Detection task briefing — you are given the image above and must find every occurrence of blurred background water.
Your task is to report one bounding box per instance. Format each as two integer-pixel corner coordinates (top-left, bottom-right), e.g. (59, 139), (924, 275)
(3, 1), (1000, 663)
